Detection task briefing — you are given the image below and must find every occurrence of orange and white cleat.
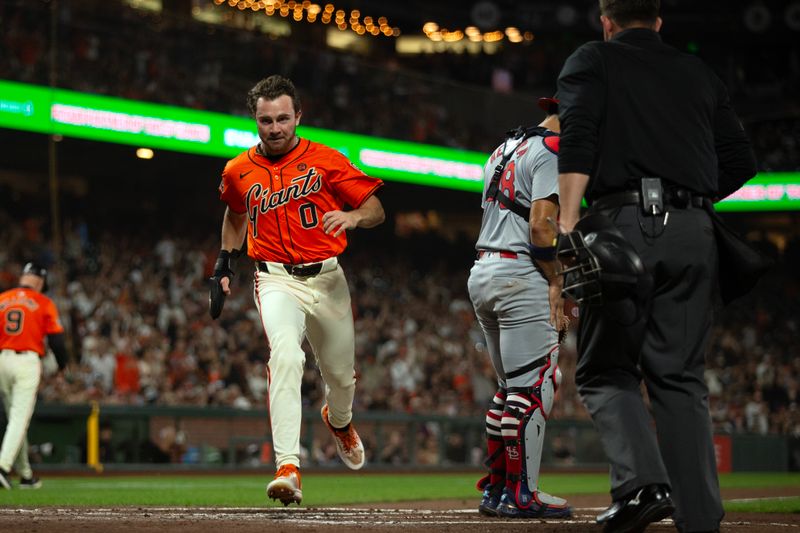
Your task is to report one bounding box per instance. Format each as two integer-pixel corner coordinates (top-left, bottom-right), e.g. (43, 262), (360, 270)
(321, 404), (365, 470)
(266, 464), (303, 506)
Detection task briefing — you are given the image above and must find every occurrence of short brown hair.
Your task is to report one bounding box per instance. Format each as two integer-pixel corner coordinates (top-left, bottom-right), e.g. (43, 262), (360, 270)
(599, 0), (660, 27)
(246, 75), (301, 116)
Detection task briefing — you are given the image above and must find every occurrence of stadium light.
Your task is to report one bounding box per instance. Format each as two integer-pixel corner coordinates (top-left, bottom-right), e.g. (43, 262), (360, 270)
(136, 148), (155, 159)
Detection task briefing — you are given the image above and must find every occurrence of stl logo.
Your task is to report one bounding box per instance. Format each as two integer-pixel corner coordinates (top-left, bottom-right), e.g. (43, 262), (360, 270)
(507, 446), (519, 460)
(297, 163), (307, 171)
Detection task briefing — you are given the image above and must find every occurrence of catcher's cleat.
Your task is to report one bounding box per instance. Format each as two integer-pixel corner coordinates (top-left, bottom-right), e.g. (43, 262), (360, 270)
(496, 487), (572, 519)
(267, 464), (302, 506)
(19, 476), (42, 489)
(478, 481), (504, 517)
(321, 404), (365, 470)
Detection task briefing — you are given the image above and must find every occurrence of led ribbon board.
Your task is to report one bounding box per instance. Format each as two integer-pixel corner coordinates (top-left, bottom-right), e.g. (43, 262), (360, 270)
(714, 173), (800, 212)
(0, 79), (797, 209)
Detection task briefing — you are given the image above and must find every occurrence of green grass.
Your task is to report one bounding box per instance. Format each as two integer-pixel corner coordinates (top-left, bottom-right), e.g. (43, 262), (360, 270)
(726, 497), (800, 513)
(0, 471), (797, 509)
(717, 472), (800, 489)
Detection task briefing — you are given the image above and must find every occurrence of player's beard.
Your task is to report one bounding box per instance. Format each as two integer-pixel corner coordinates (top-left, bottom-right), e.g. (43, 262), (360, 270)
(261, 134), (298, 157)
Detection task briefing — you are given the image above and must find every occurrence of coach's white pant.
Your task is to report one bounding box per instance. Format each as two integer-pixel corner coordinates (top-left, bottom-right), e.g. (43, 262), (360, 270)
(254, 257), (356, 468)
(0, 350), (41, 478)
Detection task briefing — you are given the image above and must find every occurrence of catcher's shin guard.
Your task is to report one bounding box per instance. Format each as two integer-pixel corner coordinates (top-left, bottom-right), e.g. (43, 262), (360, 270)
(498, 351), (571, 518)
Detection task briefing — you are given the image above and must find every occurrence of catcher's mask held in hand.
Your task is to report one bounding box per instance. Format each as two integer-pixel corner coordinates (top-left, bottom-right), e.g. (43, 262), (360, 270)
(556, 214), (647, 306)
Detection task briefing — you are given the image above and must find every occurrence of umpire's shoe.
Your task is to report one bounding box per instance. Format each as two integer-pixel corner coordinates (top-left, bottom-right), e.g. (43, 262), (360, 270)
(496, 486), (572, 519)
(321, 404), (365, 470)
(0, 468), (11, 490)
(267, 464), (303, 506)
(596, 484), (675, 533)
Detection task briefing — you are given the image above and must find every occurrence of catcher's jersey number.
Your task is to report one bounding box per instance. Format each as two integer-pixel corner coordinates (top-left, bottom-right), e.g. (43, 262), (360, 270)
(489, 161), (517, 207)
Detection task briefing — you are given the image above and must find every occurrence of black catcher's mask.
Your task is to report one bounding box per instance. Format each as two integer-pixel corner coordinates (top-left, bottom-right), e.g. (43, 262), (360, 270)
(556, 214), (647, 306)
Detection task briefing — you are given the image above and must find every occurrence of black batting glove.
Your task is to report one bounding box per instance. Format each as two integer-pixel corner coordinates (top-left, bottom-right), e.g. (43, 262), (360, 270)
(208, 250), (235, 319)
(211, 250), (235, 281)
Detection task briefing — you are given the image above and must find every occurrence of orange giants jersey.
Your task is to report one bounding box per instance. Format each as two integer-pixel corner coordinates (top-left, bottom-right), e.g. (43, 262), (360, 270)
(219, 138), (383, 264)
(0, 287), (64, 356)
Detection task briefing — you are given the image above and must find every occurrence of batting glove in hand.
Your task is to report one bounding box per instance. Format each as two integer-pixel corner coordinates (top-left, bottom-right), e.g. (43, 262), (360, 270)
(208, 250), (235, 319)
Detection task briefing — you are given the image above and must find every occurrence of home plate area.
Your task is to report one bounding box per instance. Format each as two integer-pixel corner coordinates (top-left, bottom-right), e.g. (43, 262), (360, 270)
(0, 505), (796, 532)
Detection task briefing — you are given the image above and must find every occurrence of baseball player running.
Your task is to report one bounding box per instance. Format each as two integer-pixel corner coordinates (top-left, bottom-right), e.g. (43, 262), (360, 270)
(0, 263), (68, 490)
(211, 75), (385, 505)
(467, 97), (571, 519)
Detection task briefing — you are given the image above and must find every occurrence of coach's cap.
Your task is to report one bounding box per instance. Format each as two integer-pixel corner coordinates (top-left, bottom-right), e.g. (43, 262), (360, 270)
(538, 96), (559, 115)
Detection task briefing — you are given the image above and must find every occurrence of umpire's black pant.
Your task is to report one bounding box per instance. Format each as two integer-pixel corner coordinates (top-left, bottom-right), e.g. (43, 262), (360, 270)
(575, 204), (723, 533)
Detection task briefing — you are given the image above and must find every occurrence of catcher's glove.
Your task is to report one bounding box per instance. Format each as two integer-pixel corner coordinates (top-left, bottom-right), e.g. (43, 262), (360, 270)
(208, 249), (235, 319)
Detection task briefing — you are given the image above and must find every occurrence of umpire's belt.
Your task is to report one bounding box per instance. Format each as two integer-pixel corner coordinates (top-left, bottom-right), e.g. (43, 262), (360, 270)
(257, 256), (338, 278)
(591, 189), (706, 211)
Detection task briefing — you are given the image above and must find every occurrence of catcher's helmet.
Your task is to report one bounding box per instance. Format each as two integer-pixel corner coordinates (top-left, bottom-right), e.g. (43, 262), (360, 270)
(22, 262), (49, 291)
(557, 214), (647, 305)
(537, 96), (559, 115)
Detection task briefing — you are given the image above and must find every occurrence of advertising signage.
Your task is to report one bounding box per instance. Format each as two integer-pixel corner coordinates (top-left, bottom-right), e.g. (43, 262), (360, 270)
(0, 79), (796, 210)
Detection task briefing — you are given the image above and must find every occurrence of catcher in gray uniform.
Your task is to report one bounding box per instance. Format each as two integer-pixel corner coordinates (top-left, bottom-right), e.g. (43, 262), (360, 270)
(467, 97), (571, 519)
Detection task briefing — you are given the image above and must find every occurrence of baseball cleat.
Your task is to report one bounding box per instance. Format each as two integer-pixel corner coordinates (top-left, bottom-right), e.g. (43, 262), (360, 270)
(267, 464), (302, 506)
(478, 482), (504, 517)
(0, 469), (11, 490)
(496, 487), (572, 519)
(19, 476), (42, 489)
(321, 404), (365, 470)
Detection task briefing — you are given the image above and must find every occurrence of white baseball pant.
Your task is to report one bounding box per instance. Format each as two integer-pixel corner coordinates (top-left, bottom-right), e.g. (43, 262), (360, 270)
(0, 349), (41, 478)
(253, 257), (356, 468)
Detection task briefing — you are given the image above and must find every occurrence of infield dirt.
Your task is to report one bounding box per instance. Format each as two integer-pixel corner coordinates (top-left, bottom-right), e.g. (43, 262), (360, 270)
(0, 487), (797, 532)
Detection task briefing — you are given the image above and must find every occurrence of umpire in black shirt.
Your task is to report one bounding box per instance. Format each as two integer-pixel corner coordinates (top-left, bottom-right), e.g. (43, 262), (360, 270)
(557, 1), (756, 532)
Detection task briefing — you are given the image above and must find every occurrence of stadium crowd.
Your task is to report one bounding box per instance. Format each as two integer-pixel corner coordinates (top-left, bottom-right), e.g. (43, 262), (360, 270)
(1, 206), (798, 440)
(1, 0), (798, 160)
(1, 0), (799, 465)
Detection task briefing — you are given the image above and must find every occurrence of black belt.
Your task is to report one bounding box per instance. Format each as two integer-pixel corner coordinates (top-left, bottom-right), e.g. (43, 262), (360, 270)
(1, 349), (39, 356)
(257, 261), (323, 277)
(591, 190), (706, 211)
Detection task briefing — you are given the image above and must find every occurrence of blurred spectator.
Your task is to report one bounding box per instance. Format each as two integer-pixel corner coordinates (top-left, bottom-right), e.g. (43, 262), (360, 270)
(744, 390), (769, 435)
(0, 0), (798, 447)
(1, 0), (797, 159)
(0, 193), (794, 440)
